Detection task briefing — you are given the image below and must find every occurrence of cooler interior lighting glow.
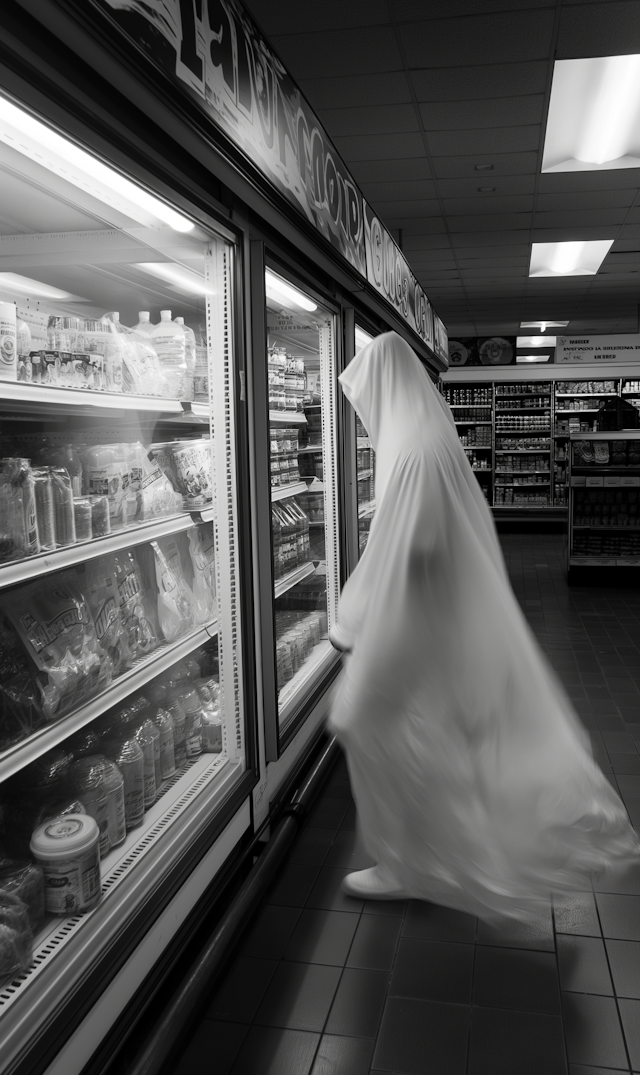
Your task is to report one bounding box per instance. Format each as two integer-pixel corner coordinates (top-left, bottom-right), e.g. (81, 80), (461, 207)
(355, 326), (374, 353)
(135, 263), (214, 296)
(0, 94), (194, 232)
(265, 270), (317, 312)
(543, 55), (640, 172)
(529, 240), (614, 277)
(0, 273), (79, 300)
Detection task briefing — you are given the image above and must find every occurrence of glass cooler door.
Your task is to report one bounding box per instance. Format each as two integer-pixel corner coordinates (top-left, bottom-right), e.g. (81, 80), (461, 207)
(0, 90), (247, 1055)
(354, 325), (376, 555)
(265, 269), (340, 737)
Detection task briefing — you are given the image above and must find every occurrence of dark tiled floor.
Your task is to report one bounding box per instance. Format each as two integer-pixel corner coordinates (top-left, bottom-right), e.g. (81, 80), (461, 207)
(176, 534), (640, 1074)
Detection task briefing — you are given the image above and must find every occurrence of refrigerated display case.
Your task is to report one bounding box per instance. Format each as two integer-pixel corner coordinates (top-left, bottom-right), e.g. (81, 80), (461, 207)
(567, 431), (640, 575)
(264, 268), (340, 742)
(354, 326), (376, 554)
(0, 89), (250, 1071)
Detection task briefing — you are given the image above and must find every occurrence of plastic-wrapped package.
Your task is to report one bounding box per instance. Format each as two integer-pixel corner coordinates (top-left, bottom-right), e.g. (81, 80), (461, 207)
(0, 571), (113, 720)
(151, 537), (195, 642)
(0, 890), (33, 983)
(0, 614), (44, 750)
(50, 467), (76, 547)
(32, 467), (56, 552)
(0, 457), (39, 563)
(187, 526), (216, 625)
(82, 444), (129, 532)
(147, 439), (212, 510)
(127, 443), (180, 523)
(84, 555), (131, 675)
(0, 860), (45, 932)
(113, 550), (158, 660)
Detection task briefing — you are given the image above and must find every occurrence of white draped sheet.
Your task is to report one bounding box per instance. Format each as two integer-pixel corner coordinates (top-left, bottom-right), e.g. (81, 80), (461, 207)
(329, 331), (640, 921)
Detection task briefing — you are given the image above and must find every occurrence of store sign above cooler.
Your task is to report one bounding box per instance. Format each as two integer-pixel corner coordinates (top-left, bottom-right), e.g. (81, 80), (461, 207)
(556, 334), (640, 363)
(362, 201), (438, 353)
(98, 0), (447, 363)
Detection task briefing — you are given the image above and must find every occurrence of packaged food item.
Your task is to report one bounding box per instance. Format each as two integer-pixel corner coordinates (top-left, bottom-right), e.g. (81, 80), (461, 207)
(90, 495), (111, 538)
(101, 737), (144, 831)
(131, 720), (157, 808)
(16, 314), (31, 359)
(152, 708), (176, 780)
(50, 467), (76, 547)
(32, 467), (56, 552)
(0, 890), (32, 982)
(113, 549), (158, 659)
(82, 444), (129, 532)
(199, 681), (222, 753)
(30, 815), (101, 914)
(84, 555), (131, 674)
(151, 536), (195, 641)
(150, 311), (186, 398)
(0, 570), (112, 720)
(0, 457), (39, 562)
(0, 861), (44, 932)
(0, 301), (17, 381)
(73, 498), (93, 542)
(170, 687), (202, 757)
(188, 525), (216, 624)
(67, 757), (110, 858)
(127, 443), (179, 523)
(99, 757), (126, 848)
(101, 315), (124, 393)
(174, 317), (195, 401)
(193, 324), (208, 402)
(148, 439), (212, 510)
(47, 316), (80, 353)
(61, 445), (83, 497)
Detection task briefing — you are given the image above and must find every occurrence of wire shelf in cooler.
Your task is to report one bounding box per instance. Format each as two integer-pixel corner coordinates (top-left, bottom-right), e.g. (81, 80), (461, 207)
(296, 445), (323, 454)
(0, 507), (215, 590)
(0, 621), (219, 783)
(274, 560), (315, 599)
(269, 410), (307, 425)
(271, 481), (309, 502)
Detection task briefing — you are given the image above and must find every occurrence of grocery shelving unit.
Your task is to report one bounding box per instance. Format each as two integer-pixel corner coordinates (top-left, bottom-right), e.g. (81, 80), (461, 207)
(494, 382), (552, 515)
(567, 431), (640, 576)
(553, 379), (618, 508)
(441, 382), (493, 505)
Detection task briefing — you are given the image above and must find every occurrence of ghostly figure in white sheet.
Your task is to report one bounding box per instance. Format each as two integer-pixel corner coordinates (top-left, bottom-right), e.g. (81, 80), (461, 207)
(330, 330), (639, 920)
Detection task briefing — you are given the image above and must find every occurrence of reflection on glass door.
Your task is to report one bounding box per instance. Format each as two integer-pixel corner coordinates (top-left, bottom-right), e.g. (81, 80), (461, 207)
(354, 326), (376, 554)
(265, 270), (339, 732)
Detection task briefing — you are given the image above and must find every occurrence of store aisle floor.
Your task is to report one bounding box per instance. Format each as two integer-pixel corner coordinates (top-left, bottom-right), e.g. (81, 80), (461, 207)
(175, 534), (640, 1075)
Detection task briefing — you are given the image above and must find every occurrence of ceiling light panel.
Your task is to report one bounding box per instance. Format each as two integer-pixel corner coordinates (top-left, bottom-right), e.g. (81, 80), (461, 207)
(543, 56), (640, 172)
(529, 240), (614, 276)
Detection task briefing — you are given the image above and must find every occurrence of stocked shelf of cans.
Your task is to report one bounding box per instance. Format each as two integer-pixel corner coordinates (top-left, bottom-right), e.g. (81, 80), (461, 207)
(568, 433), (640, 573)
(442, 386), (492, 405)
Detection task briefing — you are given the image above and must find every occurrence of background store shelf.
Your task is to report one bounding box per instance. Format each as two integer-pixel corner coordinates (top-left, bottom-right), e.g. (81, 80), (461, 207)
(269, 410), (306, 425)
(0, 622), (219, 783)
(271, 481), (308, 502)
(0, 507), (214, 590)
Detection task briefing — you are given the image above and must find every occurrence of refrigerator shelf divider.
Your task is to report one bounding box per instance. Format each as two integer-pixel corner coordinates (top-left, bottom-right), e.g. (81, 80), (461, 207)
(0, 622), (218, 783)
(0, 508), (214, 590)
(0, 381), (185, 414)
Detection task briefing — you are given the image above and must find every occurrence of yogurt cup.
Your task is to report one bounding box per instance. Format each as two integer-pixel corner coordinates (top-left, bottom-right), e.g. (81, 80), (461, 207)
(30, 814), (101, 915)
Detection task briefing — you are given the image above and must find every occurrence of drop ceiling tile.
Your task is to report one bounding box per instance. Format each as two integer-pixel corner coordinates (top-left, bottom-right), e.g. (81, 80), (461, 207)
(242, 0), (389, 34)
(449, 230), (531, 247)
(432, 152), (538, 178)
(420, 96), (544, 132)
(398, 11), (555, 68)
(461, 266), (529, 277)
(402, 231), (453, 247)
(410, 62), (548, 103)
(383, 217), (448, 232)
(299, 73), (413, 110)
(318, 104), (419, 137)
(604, 252), (640, 267)
(617, 224), (640, 239)
(370, 199), (442, 218)
(438, 176), (537, 198)
(448, 212), (533, 231)
(556, 2), (640, 59)
(349, 159), (432, 183)
(620, 207), (640, 224)
(396, 0), (560, 16)
(427, 125), (540, 157)
(358, 180), (436, 202)
(269, 27), (403, 79)
(333, 132), (425, 160)
(441, 195), (535, 214)
(538, 171), (640, 193)
(531, 226), (620, 241)
(536, 191), (637, 211)
(533, 209), (627, 228)
(454, 246), (532, 259)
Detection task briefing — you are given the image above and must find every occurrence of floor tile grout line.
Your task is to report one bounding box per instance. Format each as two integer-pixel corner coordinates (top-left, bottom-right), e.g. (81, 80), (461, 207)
(592, 892), (635, 1074)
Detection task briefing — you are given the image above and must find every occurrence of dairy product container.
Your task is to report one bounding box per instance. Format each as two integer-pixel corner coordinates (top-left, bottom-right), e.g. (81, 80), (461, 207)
(30, 814), (101, 914)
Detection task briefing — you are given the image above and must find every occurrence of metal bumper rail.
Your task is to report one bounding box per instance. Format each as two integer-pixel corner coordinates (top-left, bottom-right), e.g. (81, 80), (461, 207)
(125, 735), (341, 1075)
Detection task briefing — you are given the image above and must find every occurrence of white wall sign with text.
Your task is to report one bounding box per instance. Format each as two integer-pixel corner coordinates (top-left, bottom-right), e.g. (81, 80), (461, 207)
(556, 334), (640, 364)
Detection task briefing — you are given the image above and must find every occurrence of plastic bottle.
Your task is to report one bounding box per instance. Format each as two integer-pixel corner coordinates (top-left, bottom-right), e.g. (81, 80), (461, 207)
(63, 445), (83, 497)
(0, 457), (39, 559)
(16, 314), (31, 358)
(100, 757), (126, 848)
(102, 737), (145, 830)
(174, 317), (195, 401)
(68, 756), (110, 858)
(0, 301), (17, 381)
(82, 443), (129, 531)
(193, 324), (208, 402)
(51, 466), (77, 547)
(133, 312), (155, 336)
(170, 687), (202, 757)
(132, 720), (157, 808)
(165, 700), (186, 766)
(197, 682), (223, 753)
(150, 311), (186, 399)
(32, 467), (56, 551)
(152, 707), (176, 780)
(101, 314), (123, 393)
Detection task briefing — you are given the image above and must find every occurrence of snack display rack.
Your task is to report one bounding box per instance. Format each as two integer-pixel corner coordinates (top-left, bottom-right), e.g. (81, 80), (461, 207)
(441, 382), (494, 504)
(567, 431), (640, 574)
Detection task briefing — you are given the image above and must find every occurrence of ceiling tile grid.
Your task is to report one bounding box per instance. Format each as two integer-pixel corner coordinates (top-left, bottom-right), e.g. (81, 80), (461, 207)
(243, 0), (640, 335)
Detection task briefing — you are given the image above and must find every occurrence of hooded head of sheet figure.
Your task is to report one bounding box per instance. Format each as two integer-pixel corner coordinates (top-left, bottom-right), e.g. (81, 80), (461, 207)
(329, 331), (640, 921)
